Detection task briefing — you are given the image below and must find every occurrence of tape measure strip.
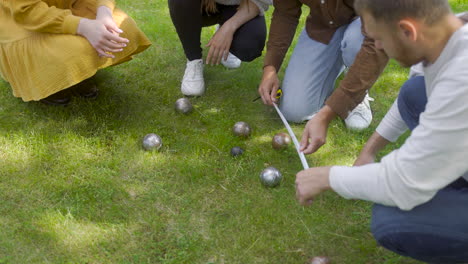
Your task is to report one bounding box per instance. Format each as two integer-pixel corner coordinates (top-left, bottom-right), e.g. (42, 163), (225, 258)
(273, 103), (309, 170)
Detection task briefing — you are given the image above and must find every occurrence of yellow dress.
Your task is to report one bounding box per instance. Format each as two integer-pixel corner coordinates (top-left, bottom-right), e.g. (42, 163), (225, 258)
(0, 0), (151, 101)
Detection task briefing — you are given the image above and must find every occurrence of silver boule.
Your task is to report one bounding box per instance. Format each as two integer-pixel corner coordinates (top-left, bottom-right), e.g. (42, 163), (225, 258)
(142, 133), (162, 151)
(175, 98), (193, 114)
(259, 166), (282, 187)
(232, 121), (251, 137)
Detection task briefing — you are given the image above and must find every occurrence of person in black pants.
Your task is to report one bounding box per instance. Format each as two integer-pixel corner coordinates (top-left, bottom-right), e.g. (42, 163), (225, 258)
(168, 0), (270, 96)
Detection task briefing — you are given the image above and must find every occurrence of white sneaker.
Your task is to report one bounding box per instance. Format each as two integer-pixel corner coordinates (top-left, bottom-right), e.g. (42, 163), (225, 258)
(345, 94), (374, 131)
(181, 59), (205, 96)
(221, 52), (241, 69)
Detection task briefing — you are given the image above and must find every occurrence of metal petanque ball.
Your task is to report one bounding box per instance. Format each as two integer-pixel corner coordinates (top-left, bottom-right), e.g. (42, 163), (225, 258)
(232, 121), (251, 137)
(259, 166), (282, 187)
(142, 133), (162, 151)
(272, 132), (292, 150)
(230, 146), (244, 157)
(175, 97), (193, 114)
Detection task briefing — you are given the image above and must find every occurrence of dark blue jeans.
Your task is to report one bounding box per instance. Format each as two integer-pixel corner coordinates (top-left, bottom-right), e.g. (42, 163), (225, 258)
(371, 76), (468, 264)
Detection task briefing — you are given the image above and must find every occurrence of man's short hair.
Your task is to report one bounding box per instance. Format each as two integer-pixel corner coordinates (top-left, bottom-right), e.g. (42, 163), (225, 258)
(354, 0), (452, 25)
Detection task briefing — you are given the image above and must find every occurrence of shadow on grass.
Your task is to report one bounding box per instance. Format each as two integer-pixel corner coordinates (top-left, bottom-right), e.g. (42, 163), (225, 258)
(0, 16), (421, 262)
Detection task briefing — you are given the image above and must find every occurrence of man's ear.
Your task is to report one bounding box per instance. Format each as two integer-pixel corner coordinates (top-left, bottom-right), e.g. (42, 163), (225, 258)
(398, 19), (418, 41)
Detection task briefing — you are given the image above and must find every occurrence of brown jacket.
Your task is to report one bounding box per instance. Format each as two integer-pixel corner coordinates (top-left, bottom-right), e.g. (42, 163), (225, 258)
(264, 0), (388, 119)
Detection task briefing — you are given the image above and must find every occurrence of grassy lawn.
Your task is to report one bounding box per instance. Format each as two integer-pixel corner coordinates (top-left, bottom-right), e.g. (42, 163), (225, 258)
(1, 1), (466, 263)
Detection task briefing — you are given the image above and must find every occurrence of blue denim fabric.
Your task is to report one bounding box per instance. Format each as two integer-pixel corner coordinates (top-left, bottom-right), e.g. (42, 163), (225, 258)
(397, 76), (427, 130)
(372, 76), (468, 264)
(279, 18), (364, 122)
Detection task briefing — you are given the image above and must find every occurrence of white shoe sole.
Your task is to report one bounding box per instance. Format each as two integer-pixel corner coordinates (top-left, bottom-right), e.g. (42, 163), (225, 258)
(181, 83), (205, 96)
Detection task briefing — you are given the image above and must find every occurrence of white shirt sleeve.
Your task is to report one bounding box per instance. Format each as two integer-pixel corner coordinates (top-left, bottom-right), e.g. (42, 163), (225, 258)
(409, 63), (424, 78)
(330, 62), (468, 210)
(375, 99), (408, 142)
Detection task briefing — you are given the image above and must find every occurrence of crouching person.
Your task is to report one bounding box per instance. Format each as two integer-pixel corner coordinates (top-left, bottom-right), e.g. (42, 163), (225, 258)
(0, 0), (151, 105)
(295, 0), (468, 262)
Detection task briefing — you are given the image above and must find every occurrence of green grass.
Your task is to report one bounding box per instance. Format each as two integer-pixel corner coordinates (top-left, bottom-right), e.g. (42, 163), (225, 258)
(0, 1), (465, 263)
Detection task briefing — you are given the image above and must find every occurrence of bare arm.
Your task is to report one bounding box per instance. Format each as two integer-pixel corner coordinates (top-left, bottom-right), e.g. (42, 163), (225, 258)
(224, 1), (260, 32)
(206, 1), (260, 65)
(353, 131), (390, 166)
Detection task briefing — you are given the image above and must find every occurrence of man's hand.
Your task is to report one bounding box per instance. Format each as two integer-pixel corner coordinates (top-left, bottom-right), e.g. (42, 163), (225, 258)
(295, 166), (332, 206)
(206, 23), (235, 65)
(77, 6), (128, 58)
(300, 106), (337, 154)
(258, 66), (280, 105)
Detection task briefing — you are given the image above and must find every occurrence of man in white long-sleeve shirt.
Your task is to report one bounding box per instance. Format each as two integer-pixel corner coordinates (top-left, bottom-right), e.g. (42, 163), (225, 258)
(295, 0), (468, 262)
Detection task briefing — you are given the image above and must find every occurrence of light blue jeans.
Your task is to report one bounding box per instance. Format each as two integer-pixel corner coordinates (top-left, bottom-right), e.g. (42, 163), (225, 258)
(279, 18), (364, 122)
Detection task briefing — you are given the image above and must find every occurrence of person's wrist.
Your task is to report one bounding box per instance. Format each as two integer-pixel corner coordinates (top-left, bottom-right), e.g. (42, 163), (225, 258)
(316, 105), (337, 124)
(76, 18), (89, 36)
(359, 152), (375, 162)
(363, 150), (377, 161)
(221, 20), (237, 34)
(96, 6), (112, 19)
(263, 65), (277, 75)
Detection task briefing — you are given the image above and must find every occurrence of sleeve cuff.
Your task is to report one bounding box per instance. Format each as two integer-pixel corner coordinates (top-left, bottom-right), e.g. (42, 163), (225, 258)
(376, 125), (402, 142)
(329, 164), (386, 203)
(375, 100), (408, 142)
(62, 15), (82, 34)
(97, 0), (116, 11)
(329, 166), (356, 200)
(325, 89), (357, 119)
(263, 52), (283, 72)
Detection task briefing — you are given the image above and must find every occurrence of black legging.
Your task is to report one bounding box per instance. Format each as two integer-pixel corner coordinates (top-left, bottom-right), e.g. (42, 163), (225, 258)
(168, 0), (266, 62)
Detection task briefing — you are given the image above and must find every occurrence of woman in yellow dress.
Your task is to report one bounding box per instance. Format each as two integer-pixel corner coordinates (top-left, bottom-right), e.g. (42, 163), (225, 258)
(0, 0), (151, 105)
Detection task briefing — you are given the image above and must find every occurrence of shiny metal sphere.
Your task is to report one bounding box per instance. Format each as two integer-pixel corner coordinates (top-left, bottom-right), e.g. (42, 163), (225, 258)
(230, 146), (244, 157)
(259, 166), (282, 187)
(309, 256), (330, 264)
(142, 133), (162, 151)
(232, 121), (251, 137)
(175, 98), (193, 114)
(272, 132), (292, 150)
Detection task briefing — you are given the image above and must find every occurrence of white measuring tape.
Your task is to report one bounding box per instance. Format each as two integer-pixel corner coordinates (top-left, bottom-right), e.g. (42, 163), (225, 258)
(273, 103), (309, 170)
